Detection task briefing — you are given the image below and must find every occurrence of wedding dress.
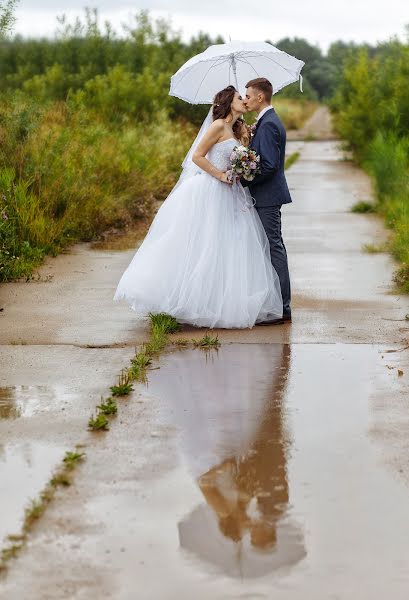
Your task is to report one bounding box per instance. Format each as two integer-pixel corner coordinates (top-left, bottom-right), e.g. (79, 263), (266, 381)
(113, 137), (283, 328)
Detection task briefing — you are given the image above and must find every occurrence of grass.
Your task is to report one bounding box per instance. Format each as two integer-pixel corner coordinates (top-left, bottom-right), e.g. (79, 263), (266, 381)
(193, 333), (220, 349)
(173, 338), (190, 346)
(351, 200), (376, 213)
(88, 412), (110, 431)
(0, 99), (194, 282)
(0, 448), (85, 573)
(273, 99), (318, 130)
(144, 330), (168, 355)
(393, 265), (409, 291)
(24, 498), (46, 526)
(63, 451), (86, 469)
(96, 396), (118, 416)
(364, 132), (409, 292)
(110, 370), (134, 396)
(130, 351), (152, 369)
(49, 472), (71, 487)
(362, 242), (388, 253)
(128, 348), (152, 382)
(110, 382), (133, 396)
(285, 152), (300, 170)
(148, 312), (181, 334)
(88, 313), (183, 431)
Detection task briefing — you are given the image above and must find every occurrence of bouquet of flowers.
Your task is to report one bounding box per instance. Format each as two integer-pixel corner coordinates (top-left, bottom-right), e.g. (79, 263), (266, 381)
(227, 145), (261, 182)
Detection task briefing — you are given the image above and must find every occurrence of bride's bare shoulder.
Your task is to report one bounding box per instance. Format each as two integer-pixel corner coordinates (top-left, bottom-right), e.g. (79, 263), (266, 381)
(208, 119), (225, 133)
(199, 118), (226, 145)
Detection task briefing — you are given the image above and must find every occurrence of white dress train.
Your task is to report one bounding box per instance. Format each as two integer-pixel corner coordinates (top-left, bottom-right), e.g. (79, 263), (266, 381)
(113, 137), (283, 328)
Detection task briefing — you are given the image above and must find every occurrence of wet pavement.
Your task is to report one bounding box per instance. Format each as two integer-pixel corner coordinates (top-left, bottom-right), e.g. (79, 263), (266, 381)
(1, 140), (409, 598)
(107, 343), (409, 595)
(0, 346), (135, 552)
(2, 341), (408, 599)
(0, 441), (67, 545)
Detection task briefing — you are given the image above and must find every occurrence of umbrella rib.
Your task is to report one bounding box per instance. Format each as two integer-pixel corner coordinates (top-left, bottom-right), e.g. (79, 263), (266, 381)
(240, 51), (300, 82)
(192, 56), (231, 103)
(236, 56), (261, 78)
(172, 55), (228, 96)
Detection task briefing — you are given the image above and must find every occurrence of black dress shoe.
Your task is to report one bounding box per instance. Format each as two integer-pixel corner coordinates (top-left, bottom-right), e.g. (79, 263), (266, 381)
(256, 317), (285, 326)
(282, 313), (292, 322)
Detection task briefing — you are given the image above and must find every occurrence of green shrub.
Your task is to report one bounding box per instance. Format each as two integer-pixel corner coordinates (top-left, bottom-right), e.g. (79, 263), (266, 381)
(365, 131), (409, 198)
(0, 167), (60, 280)
(332, 39), (409, 292)
(70, 65), (169, 123)
(0, 98), (194, 281)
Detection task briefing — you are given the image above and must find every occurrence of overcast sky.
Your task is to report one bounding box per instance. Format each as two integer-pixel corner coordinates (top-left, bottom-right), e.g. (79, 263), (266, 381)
(13, 1), (409, 52)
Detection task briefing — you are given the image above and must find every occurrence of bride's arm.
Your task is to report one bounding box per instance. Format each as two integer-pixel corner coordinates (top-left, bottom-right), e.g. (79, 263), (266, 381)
(192, 120), (233, 184)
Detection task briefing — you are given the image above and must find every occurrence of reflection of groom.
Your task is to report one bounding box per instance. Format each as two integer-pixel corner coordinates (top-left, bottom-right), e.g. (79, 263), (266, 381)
(242, 77), (292, 324)
(197, 345), (292, 551)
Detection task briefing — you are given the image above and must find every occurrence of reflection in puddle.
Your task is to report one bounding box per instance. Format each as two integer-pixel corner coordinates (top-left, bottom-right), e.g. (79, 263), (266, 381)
(0, 442), (67, 544)
(0, 385), (73, 419)
(148, 344), (306, 578)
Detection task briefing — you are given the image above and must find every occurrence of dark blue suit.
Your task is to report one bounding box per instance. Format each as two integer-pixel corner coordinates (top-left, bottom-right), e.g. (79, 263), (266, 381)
(242, 108), (292, 317)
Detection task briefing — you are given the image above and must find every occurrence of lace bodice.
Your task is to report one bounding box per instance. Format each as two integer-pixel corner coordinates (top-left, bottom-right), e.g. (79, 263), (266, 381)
(207, 138), (238, 171)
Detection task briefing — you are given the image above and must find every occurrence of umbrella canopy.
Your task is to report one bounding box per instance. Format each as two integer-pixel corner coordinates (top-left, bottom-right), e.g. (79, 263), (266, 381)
(178, 503), (306, 579)
(169, 40), (305, 104)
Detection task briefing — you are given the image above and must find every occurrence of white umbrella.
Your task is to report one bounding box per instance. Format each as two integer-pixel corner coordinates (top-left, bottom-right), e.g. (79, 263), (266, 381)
(169, 40), (305, 104)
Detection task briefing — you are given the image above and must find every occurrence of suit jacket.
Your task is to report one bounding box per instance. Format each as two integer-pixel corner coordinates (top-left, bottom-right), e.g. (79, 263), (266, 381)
(242, 108), (292, 208)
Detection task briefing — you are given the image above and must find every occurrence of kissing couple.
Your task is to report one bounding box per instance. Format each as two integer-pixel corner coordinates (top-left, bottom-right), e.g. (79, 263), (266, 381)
(114, 77), (292, 329)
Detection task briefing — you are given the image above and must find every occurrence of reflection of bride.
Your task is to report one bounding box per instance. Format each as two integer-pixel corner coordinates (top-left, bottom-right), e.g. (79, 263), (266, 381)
(148, 344), (306, 577)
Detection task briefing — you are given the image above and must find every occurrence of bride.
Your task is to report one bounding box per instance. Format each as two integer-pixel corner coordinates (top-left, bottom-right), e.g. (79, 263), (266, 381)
(113, 85), (283, 329)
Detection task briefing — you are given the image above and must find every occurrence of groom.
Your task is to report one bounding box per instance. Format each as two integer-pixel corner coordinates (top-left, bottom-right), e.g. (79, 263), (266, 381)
(242, 77), (292, 324)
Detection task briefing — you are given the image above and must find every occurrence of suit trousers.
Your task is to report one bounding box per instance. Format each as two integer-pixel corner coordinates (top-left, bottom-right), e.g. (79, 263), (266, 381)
(256, 205), (291, 316)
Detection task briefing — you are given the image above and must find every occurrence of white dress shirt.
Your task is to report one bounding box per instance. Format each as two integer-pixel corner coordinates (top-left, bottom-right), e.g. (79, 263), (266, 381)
(256, 105), (273, 121)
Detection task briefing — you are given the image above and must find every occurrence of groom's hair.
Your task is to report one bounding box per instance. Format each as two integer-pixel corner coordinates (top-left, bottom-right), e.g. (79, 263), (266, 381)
(245, 78), (273, 102)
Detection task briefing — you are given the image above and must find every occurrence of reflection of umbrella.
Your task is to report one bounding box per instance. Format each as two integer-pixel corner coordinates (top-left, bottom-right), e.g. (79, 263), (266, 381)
(169, 41), (305, 104)
(178, 504), (306, 579)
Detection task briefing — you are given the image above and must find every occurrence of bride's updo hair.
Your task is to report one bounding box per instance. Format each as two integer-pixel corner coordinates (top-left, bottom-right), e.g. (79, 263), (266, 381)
(213, 85), (245, 141)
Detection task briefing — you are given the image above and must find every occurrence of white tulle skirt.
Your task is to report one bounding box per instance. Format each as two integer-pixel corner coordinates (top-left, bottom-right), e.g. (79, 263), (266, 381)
(113, 173), (283, 329)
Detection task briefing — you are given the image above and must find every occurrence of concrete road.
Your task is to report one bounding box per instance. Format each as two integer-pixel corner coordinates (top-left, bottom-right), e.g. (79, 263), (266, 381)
(1, 139), (408, 599)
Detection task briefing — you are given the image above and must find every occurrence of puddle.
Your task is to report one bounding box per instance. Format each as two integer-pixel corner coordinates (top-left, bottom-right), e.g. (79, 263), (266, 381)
(0, 385), (75, 419)
(0, 442), (68, 545)
(124, 342), (409, 592)
(144, 344), (304, 578)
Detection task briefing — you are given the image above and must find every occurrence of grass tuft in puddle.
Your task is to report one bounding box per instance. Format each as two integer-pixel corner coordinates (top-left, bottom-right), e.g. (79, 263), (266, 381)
(63, 451), (86, 469)
(24, 498), (46, 526)
(149, 312), (181, 334)
(110, 369), (134, 396)
(96, 397), (118, 416)
(128, 348), (151, 382)
(0, 448), (85, 573)
(49, 472), (71, 487)
(88, 412), (110, 431)
(193, 332), (221, 349)
(173, 338), (190, 347)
